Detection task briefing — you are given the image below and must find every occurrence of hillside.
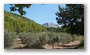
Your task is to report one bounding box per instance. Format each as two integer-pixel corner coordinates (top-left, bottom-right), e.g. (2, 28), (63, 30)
(4, 10), (46, 33)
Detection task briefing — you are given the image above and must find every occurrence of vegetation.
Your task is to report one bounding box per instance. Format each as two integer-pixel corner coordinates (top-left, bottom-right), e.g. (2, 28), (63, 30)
(9, 4), (44, 16)
(4, 30), (17, 48)
(55, 4), (84, 48)
(55, 4), (84, 35)
(10, 4), (32, 16)
(74, 40), (84, 49)
(18, 32), (48, 48)
(46, 27), (64, 32)
(4, 4), (84, 49)
(18, 32), (81, 49)
(4, 10), (46, 33)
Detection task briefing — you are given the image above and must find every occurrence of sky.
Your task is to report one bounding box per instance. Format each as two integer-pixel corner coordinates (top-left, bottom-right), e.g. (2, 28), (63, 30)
(4, 4), (66, 25)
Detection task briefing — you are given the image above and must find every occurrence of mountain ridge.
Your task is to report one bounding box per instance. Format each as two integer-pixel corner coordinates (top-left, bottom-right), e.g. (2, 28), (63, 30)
(43, 22), (59, 28)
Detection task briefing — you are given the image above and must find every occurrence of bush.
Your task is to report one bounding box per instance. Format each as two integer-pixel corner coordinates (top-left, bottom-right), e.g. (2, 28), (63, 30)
(4, 30), (17, 48)
(18, 32), (80, 49)
(53, 32), (73, 44)
(18, 32), (47, 48)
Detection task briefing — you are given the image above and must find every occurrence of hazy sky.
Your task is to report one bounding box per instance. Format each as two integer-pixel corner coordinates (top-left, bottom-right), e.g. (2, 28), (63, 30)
(4, 4), (66, 24)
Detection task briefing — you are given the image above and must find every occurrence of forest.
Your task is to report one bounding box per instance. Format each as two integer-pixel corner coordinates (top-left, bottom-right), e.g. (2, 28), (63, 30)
(4, 4), (84, 49)
(4, 10), (46, 33)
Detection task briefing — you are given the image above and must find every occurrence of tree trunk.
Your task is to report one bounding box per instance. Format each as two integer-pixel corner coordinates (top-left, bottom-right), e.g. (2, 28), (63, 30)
(52, 44), (54, 49)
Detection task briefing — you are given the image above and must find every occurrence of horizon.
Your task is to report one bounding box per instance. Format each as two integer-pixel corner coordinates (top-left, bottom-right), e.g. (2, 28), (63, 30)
(4, 4), (66, 25)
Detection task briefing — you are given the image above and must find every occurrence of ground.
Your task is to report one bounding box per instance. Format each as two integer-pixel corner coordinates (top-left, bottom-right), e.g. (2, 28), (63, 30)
(13, 37), (81, 49)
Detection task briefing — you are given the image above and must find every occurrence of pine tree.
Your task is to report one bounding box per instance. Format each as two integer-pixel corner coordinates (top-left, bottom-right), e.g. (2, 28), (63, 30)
(56, 4), (84, 35)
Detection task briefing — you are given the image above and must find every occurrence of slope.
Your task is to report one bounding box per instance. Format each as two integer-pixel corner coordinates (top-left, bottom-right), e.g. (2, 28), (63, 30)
(4, 10), (46, 33)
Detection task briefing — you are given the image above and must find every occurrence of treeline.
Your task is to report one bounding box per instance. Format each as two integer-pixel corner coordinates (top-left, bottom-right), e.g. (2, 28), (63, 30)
(47, 27), (63, 32)
(4, 10), (46, 33)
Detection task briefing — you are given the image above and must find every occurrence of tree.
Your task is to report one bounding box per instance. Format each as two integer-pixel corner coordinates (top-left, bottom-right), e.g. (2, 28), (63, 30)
(55, 4), (84, 35)
(9, 4), (45, 16)
(10, 4), (32, 16)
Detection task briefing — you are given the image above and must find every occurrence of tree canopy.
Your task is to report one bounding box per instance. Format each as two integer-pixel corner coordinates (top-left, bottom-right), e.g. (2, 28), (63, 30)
(10, 4), (32, 16)
(55, 4), (84, 35)
(9, 4), (45, 16)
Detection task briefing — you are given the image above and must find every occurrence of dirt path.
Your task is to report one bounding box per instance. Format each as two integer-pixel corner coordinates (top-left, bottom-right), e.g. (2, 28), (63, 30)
(14, 38), (27, 49)
(14, 38), (81, 49)
(43, 40), (80, 49)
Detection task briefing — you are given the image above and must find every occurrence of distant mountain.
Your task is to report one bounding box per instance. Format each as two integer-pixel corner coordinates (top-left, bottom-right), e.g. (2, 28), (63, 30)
(43, 22), (59, 28)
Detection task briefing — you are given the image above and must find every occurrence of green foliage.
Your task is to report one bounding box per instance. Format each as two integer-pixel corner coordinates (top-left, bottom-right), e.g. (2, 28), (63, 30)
(10, 4), (32, 16)
(18, 32), (80, 49)
(47, 32), (59, 49)
(55, 4), (84, 35)
(4, 10), (46, 33)
(18, 32), (48, 49)
(56, 32), (73, 43)
(46, 26), (66, 33)
(9, 4), (45, 16)
(4, 30), (17, 48)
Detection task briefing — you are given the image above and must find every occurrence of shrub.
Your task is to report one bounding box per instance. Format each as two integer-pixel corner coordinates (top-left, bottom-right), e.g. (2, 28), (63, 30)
(4, 30), (17, 48)
(18, 32), (46, 48)
(18, 32), (80, 49)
